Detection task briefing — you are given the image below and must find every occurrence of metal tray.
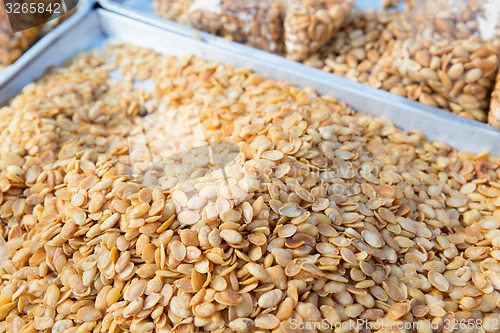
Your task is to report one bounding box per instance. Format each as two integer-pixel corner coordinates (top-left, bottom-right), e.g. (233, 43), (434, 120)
(0, 7), (499, 156)
(0, 0), (95, 84)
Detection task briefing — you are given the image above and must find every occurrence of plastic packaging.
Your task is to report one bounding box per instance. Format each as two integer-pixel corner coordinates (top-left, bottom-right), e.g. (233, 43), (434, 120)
(176, 0), (284, 53)
(220, 0), (284, 54)
(178, 0), (222, 34)
(153, 0), (223, 35)
(284, 0), (355, 62)
(152, 0), (194, 21)
(0, 8), (41, 67)
(378, 0), (500, 121)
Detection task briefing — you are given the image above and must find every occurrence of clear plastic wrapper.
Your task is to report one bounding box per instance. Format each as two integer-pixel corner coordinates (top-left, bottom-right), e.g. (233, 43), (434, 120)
(176, 0), (284, 53)
(152, 0), (194, 21)
(0, 7), (41, 67)
(220, 0), (284, 54)
(489, 70), (500, 128)
(284, 0), (355, 62)
(379, 0), (500, 121)
(0, 0), (79, 68)
(178, 0), (222, 34)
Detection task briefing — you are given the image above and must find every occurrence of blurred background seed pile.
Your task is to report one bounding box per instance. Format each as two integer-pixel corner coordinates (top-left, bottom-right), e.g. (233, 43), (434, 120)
(152, 0), (500, 128)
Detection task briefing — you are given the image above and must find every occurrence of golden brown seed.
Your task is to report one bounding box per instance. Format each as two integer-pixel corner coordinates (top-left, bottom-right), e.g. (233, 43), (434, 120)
(228, 318), (254, 331)
(362, 230), (382, 248)
(178, 211), (200, 225)
(216, 289), (243, 306)
(220, 229), (243, 245)
(255, 313), (280, 329)
(106, 288), (121, 306)
(247, 263), (268, 280)
(382, 281), (404, 302)
(465, 68), (482, 83)
(170, 240), (186, 261)
(44, 284), (60, 307)
(389, 301), (411, 320)
(220, 209), (242, 223)
(428, 270), (450, 292)
(124, 280), (147, 301)
(258, 289), (283, 308)
(76, 307), (102, 321)
(448, 63), (464, 80)
(195, 302), (216, 317)
(295, 302), (322, 321)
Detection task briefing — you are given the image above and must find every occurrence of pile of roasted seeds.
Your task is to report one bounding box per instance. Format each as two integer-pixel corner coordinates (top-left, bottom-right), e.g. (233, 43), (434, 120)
(1, 44), (500, 333)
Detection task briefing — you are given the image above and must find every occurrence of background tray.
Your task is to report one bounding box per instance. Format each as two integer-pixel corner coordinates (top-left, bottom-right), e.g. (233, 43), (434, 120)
(1, 6), (499, 156)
